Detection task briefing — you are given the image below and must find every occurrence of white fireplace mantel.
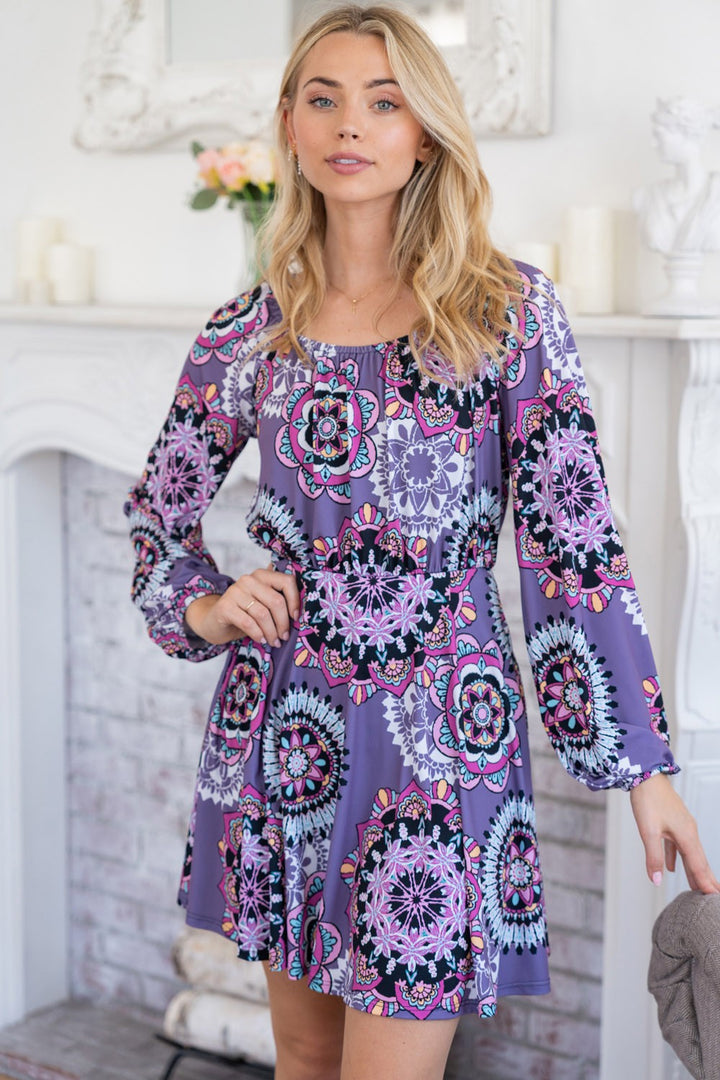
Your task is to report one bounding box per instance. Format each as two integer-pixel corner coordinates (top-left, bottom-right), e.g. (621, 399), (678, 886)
(1, 303), (719, 1080)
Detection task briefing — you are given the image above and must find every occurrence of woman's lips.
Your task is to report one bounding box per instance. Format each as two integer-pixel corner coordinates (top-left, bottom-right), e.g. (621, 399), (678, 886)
(326, 154), (373, 175)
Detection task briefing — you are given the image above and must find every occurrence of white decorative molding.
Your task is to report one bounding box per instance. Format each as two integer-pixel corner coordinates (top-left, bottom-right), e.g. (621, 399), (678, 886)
(0, 466), (26, 1026)
(74, 0), (553, 151)
(675, 340), (720, 732)
(679, 342), (720, 509)
(451, 0), (553, 136)
(0, 453), (67, 1024)
(678, 758), (720, 839)
(0, 318), (259, 483)
(12, 304), (720, 339)
(570, 314), (720, 340)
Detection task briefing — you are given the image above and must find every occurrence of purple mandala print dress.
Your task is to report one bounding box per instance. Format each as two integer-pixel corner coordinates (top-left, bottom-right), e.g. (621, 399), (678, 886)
(125, 263), (678, 1020)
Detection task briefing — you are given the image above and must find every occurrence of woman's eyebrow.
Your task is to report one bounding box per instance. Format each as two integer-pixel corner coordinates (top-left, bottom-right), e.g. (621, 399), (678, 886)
(301, 76), (400, 90)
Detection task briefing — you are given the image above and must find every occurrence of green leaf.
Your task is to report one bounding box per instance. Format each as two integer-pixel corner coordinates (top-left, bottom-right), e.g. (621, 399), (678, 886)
(190, 188), (218, 210)
(190, 140), (205, 158)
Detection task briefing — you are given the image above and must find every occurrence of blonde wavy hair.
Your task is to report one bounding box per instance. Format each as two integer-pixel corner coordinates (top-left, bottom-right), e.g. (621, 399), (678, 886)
(257, 3), (522, 380)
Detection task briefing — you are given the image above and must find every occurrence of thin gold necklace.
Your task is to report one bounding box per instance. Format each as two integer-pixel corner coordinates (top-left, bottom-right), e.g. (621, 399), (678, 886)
(328, 276), (394, 315)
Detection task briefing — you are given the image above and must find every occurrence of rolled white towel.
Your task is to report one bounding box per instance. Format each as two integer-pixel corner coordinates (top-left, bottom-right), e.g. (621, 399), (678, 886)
(163, 988), (276, 1066)
(171, 927), (269, 1004)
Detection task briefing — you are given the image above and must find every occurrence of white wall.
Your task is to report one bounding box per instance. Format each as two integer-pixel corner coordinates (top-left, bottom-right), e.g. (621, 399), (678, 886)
(2, 0), (720, 309)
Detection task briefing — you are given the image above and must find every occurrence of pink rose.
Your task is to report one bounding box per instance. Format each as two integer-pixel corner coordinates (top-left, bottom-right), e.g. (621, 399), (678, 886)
(196, 149), (222, 188)
(217, 153), (248, 192)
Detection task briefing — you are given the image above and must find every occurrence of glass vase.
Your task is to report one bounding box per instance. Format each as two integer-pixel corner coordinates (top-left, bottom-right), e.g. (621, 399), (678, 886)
(239, 198), (273, 288)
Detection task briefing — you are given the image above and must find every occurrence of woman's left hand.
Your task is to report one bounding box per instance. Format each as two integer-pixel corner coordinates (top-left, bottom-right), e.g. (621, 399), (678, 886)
(630, 772), (720, 894)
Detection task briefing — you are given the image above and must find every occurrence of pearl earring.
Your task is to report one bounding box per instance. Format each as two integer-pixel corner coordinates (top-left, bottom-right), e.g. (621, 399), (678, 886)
(288, 143), (302, 177)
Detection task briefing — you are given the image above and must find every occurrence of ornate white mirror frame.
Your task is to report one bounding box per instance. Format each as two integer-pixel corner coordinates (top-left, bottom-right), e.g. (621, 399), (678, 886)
(74, 0), (553, 152)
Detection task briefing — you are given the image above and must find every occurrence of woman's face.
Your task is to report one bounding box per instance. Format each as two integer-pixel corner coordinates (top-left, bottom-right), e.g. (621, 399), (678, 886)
(284, 31), (432, 212)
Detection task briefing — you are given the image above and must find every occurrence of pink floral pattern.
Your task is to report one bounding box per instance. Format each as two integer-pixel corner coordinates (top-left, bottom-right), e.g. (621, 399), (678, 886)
(275, 354), (379, 502)
(428, 636), (523, 791)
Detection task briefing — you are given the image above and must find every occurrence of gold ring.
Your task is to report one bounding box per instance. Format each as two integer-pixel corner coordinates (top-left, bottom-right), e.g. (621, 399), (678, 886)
(245, 599), (256, 612)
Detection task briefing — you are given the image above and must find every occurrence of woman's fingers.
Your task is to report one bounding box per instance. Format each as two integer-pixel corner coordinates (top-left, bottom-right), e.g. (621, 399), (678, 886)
(225, 568), (301, 646)
(220, 584), (274, 642)
(275, 570), (301, 621)
(663, 837), (677, 874)
(249, 571), (301, 641)
(669, 817), (720, 894)
(186, 567), (301, 647)
(631, 773), (720, 894)
(675, 833), (720, 895)
(641, 827), (666, 886)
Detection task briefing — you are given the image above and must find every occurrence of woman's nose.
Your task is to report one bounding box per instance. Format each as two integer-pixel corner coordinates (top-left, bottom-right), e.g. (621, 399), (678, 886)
(336, 106), (363, 140)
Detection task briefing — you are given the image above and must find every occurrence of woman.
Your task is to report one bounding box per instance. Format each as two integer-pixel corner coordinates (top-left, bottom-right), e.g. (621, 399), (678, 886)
(126, 7), (719, 1080)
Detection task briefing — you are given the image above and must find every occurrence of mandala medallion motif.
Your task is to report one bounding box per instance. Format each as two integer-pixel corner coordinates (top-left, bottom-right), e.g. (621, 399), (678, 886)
(643, 676), (670, 745)
(526, 615), (624, 784)
(341, 779), (496, 1018)
(198, 644), (273, 797)
(480, 792), (547, 955)
(219, 785), (285, 960)
(275, 355), (379, 502)
(428, 636), (523, 791)
(263, 684), (348, 844)
(294, 503), (475, 704)
(509, 367), (633, 610)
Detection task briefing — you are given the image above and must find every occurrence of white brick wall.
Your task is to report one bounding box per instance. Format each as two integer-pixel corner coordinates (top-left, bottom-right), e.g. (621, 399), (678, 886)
(64, 453), (253, 1014)
(63, 453), (605, 1078)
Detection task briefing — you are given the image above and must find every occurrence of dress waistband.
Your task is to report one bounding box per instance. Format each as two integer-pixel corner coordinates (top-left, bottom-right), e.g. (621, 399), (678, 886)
(272, 554), (481, 590)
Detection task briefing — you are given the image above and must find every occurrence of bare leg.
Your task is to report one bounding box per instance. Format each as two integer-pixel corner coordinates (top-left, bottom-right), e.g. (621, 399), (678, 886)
(262, 963), (345, 1080)
(341, 1007), (459, 1080)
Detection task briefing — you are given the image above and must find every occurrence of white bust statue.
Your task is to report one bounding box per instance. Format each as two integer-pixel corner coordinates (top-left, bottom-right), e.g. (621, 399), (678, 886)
(634, 97), (720, 255)
(634, 97), (720, 315)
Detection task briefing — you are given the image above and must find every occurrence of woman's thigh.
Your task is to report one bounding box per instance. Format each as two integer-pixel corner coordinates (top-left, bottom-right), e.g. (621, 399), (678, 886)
(262, 963), (345, 1080)
(341, 1007), (459, 1080)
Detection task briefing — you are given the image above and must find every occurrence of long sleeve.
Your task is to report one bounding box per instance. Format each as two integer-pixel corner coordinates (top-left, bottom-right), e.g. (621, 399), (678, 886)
(124, 285), (273, 661)
(501, 265), (679, 790)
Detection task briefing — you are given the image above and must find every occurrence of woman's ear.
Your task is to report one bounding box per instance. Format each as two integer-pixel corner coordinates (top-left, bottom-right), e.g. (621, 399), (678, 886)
(282, 105), (296, 152)
(416, 131), (435, 164)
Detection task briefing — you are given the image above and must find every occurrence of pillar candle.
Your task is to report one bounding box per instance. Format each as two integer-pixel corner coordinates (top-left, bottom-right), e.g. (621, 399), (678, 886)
(16, 217), (62, 281)
(560, 206), (615, 315)
(26, 279), (51, 305)
(47, 243), (93, 305)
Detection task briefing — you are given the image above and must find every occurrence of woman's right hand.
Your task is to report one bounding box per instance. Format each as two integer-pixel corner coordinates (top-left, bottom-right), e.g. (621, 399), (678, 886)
(185, 567), (301, 648)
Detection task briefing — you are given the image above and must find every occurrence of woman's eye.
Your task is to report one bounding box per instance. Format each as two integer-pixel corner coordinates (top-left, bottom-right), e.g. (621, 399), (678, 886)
(374, 99), (398, 112)
(309, 95), (335, 108)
